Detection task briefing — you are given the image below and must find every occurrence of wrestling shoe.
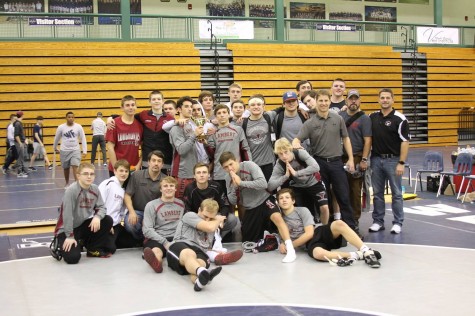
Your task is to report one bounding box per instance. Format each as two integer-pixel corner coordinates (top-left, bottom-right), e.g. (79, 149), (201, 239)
(363, 250), (381, 268)
(86, 249), (112, 258)
(214, 249), (243, 265)
(143, 247), (163, 273)
(194, 268), (211, 292)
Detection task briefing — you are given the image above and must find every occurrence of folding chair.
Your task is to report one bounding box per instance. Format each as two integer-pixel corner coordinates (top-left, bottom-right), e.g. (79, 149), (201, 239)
(413, 151), (444, 194)
(461, 175), (475, 203)
(437, 153), (473, 199)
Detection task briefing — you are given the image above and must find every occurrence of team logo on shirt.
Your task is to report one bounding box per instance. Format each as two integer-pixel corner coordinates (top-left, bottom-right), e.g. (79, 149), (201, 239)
(248, 124), (268, 145)
(385, 121), (392, 126)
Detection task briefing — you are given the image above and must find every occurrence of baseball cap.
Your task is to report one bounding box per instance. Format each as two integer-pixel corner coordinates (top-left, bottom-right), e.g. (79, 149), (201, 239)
(283, 91), (298, 102)
(16, 111), (24, 118)
(347, 89), (360, 99)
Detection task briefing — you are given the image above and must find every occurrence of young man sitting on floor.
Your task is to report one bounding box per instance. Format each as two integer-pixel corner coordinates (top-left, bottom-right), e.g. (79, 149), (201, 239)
(276, 188), (381, 268)
(166, 199), (225, 292)
(142, 176), (185, 273)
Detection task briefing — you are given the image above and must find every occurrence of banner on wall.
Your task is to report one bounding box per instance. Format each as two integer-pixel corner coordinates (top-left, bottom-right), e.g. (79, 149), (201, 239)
(29, 17), (82, 26)
(199, 19), (254, 39)
(317, 23), (356, 31)
(416, 27), (460, 45)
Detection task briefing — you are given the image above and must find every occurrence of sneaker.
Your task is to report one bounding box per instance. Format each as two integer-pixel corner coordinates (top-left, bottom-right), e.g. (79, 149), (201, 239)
(208, 266), (222, 282)
(215, 249), (243, 265)
(86, 249), (112, 258)
(336, 257), (355, 267)
(48, 164), (53, 170)
(390, 224), (402, 234)
(1, 167), (7, 175)
(103, 163), (108, 167)
(357, 249), (382, 261)
(17, 172), (28, 178)
(28, 167), (37, 171)
(143, 247), (163, 273)
(368, 223), (385, 232)
(364, 250), (381, 268)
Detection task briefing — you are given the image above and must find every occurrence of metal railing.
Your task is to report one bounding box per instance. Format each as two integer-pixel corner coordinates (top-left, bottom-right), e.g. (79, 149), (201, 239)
(0, 12), (474, 47)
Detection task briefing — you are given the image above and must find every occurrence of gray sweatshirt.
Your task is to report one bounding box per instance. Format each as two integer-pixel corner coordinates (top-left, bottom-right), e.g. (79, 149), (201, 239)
(267, 149), (321, 191)
(226, 161), (270, 209)
(54, 182), (106, 239)
(142, 198), (184, 248)
(53, 122), (87, 154)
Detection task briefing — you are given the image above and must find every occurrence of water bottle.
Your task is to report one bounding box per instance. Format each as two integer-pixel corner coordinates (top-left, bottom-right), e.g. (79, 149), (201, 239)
(401, 186), (406, 194)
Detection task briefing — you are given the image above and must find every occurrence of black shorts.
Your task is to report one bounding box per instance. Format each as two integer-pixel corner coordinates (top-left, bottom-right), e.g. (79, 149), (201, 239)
(241, 195), (280, 242)
(293, 182), (328, 211)
(306, 224), (343, 257)
(143, 237), (173, 255)
(166, 242), (210, 275)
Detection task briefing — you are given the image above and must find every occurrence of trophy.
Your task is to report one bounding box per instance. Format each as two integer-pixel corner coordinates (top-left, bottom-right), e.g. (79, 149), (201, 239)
(192, 117), (207, 142)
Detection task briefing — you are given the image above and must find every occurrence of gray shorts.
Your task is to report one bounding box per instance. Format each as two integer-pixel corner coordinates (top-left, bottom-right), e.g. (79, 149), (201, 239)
(60, 150), (81, 169)
(33, 143), (46, 155)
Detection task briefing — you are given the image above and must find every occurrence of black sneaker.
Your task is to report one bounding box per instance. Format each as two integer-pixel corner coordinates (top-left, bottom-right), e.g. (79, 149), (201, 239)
(364, 250), (381, 268)
(193, 268), (211, 292)
(208, 266), (223, 282)
(336, 257), (355, 267)
(28, 167), (37, 171)
(48, 164), (53, 170)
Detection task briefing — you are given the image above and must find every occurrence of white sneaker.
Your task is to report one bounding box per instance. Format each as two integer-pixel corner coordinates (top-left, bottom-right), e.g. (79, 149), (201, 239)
(390, 224), (402, 234)
(368, 223), (385, 232)
(282, 249), (296, 263)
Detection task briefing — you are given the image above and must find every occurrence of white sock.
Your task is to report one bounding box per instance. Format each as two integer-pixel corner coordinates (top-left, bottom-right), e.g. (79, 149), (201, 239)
(284, 239), (295, 252)
(206, 250), (218, 262)
(334, 213), (341, 220)
(359, 245), (370, 252)
(196, 267), (206, 276)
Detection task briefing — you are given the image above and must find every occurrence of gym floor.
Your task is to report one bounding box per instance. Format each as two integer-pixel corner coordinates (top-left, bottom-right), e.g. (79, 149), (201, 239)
(1, 146), (474, 316)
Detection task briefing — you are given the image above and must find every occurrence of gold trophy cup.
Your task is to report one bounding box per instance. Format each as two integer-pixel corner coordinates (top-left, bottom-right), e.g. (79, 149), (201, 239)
(192, 117), (207, 142)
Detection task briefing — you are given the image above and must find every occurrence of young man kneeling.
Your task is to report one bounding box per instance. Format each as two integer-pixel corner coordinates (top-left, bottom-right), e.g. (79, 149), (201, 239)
(51, 163), (114, 264)
(277, 188), (381, 268)
(166, 199), (225, 291)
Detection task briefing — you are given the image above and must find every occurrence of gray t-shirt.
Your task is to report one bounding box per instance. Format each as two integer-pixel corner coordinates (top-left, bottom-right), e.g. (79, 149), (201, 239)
(143, 198), (184, 248)
(125, 169), (164, 212)
(279, 114), (310, 150)
(296, 111), (348, 158)
(172, 212), (214, 252)
(91, 118), (106, 136)
(282, 206), (315, 241)
(169, 123), (198, 178)
(339, 111), (372, 155)
(245, 116), (275, 166)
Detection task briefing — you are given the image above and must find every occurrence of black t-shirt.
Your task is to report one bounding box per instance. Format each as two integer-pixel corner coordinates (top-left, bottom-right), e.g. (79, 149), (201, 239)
(370, 109), (410, 156)
(182, 180), (230, 217)
(330, 100), (346, 112)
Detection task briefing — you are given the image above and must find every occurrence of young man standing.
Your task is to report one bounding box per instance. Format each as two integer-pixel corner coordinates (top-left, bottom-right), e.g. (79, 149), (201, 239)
(29, 116), (52, 171)
(169, 96), (205, 198)
(274, 91), (308, 145)
(124, 150), (167, 241)
(276, 188), (381, 268)
(163, 100), (178, 118)
(51, 163), (114, 264)
(205, 104), (251, 192)
(296, 80), (312, 111)
(183, 163), (241, 264)
(167, 199), (225, 292)
(219, 151), (296, 263)
(13, 111), (28, 177)
(98, 159), (137, 251)
(330, 78), (347, 112)
(369, 88), (410, 234)
(106, 95), (143, 176)
(230, 99), (246, 126)
(2, 114), (18, 174)
(90, 112), (107, 166)
(142, 176), (185, 273)
(225, 83), (250, 118)
(53, 111), (88, 187)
